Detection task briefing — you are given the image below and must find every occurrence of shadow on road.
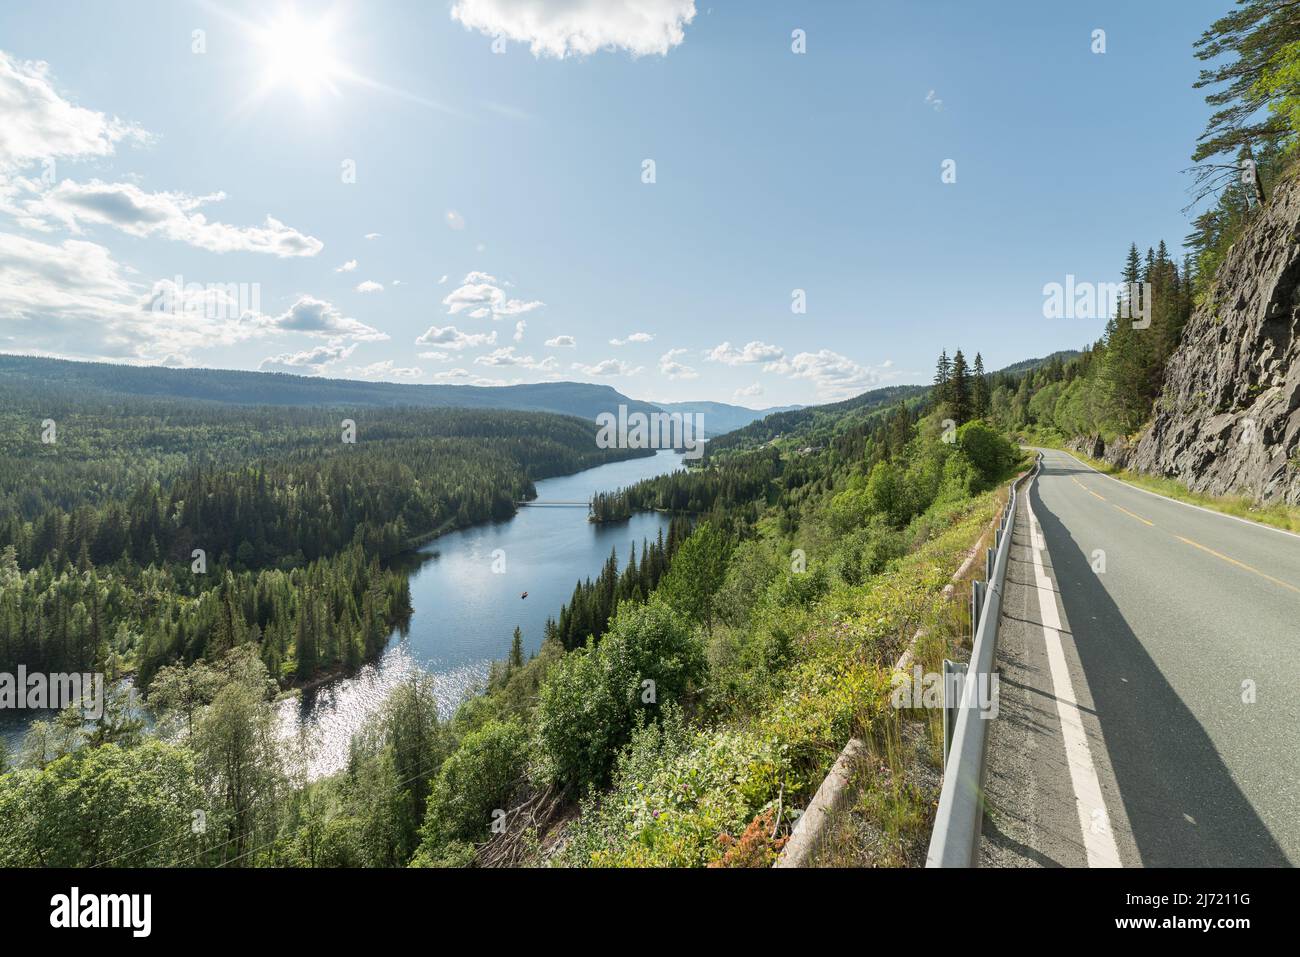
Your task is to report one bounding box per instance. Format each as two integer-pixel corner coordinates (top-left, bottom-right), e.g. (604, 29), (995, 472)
(1029, 476), (1290, 867)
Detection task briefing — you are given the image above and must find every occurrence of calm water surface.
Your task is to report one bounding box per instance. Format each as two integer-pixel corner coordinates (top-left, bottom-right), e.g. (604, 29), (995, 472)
(281, 449), (682, 777)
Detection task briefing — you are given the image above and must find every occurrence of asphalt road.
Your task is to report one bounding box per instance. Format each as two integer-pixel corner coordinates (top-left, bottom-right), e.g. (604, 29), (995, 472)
(980, 448), (1299, 867)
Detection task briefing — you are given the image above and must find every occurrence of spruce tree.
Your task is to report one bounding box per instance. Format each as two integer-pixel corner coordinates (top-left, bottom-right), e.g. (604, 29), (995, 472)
(508, 626), (524, 672)
(934, 350), (952, 408)
(950, 350), (972, 424)
(972, 353), (989, 419)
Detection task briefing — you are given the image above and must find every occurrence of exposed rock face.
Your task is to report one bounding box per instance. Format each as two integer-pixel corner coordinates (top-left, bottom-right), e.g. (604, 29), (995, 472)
(1102, 435), (1133, 471)
(1131, 174), (1300, 505)
(1067, 434), (1106, 460)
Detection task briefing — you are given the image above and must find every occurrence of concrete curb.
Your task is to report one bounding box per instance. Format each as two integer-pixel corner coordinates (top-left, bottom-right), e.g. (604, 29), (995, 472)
(774, 474), (1027, 869)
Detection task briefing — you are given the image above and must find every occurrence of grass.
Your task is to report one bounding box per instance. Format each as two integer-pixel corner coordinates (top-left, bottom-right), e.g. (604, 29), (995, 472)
(1048, 444), (1300, 534)
(808, 481), (1015, 868)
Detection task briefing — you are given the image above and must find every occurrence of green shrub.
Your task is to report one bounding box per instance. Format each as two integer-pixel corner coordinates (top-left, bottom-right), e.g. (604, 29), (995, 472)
(536, 599), (705, 790)
(419, 719), (529, 848)
(956, 421), (1017, 488)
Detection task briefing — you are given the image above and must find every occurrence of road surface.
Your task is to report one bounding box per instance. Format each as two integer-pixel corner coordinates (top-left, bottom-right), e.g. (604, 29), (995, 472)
(980, 448), (1299, 867)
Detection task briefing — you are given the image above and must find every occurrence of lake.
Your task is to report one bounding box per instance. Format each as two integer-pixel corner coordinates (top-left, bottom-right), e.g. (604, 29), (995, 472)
(279, 448), (682, 777)
(0, 449), (683, 774)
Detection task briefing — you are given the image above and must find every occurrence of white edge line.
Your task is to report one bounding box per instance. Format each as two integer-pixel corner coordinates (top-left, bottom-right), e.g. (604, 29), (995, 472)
(1024, 469), (1123, 868)
(1044, 447), (1300, 543)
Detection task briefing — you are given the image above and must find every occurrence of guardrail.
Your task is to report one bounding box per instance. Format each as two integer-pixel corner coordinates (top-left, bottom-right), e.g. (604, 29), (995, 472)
(926, 452), (1042, 867)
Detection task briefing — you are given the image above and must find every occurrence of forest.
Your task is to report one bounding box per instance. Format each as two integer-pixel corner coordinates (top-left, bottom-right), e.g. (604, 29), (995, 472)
(0, 347), (1022, 866)
(3, 0), (1297, 868)
(0, 382), (650, 686)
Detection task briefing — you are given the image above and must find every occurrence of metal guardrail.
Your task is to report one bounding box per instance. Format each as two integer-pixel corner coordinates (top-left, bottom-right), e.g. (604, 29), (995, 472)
(926, 453), (1042, 867)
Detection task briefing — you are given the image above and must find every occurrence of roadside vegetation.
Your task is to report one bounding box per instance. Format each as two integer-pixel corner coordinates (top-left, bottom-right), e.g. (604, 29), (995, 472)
(0, 358), (1020, 867)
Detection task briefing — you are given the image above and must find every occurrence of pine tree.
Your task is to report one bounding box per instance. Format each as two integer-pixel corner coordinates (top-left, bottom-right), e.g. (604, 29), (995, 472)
(972, 353), (989, 419)
(950, 350), (972, 424)
(508, 626), (524, 672)
(934, 350), (952, 405)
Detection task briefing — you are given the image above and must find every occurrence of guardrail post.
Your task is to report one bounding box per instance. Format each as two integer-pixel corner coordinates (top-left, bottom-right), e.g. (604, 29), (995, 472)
(970, 580), (985, 639)
(942, 658), (968, 765)
(985, 547), (995, 581)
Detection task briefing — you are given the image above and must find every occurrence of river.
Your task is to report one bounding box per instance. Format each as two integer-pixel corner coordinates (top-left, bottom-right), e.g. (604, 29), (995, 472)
(0, 449), (682, 774)
(280, 448), (682, 777)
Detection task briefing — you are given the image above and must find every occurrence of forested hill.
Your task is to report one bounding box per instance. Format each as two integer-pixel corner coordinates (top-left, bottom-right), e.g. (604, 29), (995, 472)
(703, 353), (1089, 460)
(0, 355), (663, 421)
(654, 400), (802, 435)
(0, 354), (802, 436)
(704, 384), (929, 456)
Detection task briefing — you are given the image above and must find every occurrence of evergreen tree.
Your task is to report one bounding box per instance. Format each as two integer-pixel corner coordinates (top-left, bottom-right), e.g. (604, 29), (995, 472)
(950, 350), (972, 424)
(508, 626), (524, 672)
(972, 352), (989, 419)
(933, 350), (952, 405)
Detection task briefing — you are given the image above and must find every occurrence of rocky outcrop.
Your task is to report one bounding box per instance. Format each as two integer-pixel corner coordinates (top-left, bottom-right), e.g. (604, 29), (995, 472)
(1102, 435), (1133, 471)
(1130, 173), (1300, 505)
(1068, 434), (1106, 460)
(1066, 433), (1134, 470)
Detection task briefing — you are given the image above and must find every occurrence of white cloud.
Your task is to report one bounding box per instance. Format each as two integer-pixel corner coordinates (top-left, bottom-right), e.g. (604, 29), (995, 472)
(445, 209), (465, 230)
(0, 230), (377, 363)
(658, 347), (697, 380)
(268, 295), (387, 340)
(437, 274), (448, 284)
(364, 232), (381, 240)
(414, 323), (497, 350)
(513, 319), (526, 342)
(0, 52), (146, 172)
(545, 334), (576, 348)
(0, 231), (266, 361)
(571, 358), (642, 377)
(706, 340), (785, 366)
(442, 270), (543, 320)
(355, 280), (384, 293)
(474, 346), (557, 372)
(610, 331), (654, 346)
(347, 359), (423, 380)
(450, 0), (696, 58)
(733, 382), (763, 399)
(433, 367), (472, 380)
(336, 259), (357, 272)
(259, 341), (355, 375)
(765, 349), (891, 401)
(21, 179), (323, 257)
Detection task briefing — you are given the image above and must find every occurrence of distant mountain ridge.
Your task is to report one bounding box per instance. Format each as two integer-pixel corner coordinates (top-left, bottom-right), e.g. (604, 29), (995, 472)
(654, 400), (803, 436)
(0, 355), (788, 435)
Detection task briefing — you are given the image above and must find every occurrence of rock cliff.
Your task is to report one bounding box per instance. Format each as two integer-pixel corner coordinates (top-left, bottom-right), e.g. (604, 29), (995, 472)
(1130, 173), (1300, 505)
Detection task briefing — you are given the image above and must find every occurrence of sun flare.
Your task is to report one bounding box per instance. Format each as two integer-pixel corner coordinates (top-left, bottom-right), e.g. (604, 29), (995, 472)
(256, 11), (342, 99)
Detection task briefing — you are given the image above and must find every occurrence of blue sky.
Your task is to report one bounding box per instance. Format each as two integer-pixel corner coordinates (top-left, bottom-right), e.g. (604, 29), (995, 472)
(0, 0), (1227, 407)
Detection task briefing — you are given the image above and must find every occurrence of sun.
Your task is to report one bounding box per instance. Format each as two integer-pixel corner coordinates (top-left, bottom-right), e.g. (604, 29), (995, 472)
(255, 11), (342, 99)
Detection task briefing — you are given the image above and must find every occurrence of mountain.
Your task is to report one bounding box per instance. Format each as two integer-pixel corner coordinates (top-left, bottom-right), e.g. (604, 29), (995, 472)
(994, 350), (1082, 376)
(653, 400), (802, 437)
(0, 355), (664, 421)
(1131, 172), (1300, 505)
(705, 383), (929, 455)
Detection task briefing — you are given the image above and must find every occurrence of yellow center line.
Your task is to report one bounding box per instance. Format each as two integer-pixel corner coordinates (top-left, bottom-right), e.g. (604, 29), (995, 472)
(1070, 476), (1107, 501)
(1174, 535), (1300, 595)
(1112, 504), (1154, 527)
(1060, 459), (1300, 596)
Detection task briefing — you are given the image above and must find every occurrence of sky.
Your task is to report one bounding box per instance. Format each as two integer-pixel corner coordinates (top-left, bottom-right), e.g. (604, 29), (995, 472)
(0, 0), (1229, 408)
